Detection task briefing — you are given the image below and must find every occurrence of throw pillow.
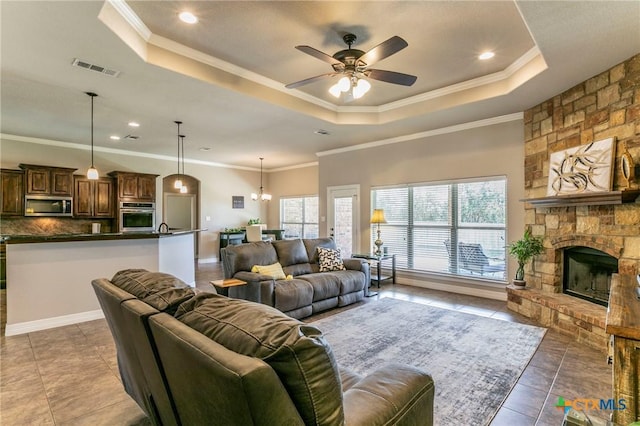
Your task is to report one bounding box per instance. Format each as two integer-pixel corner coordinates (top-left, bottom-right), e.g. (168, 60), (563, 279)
(317, 247), (346, 272)
(251, 262), (286, 280)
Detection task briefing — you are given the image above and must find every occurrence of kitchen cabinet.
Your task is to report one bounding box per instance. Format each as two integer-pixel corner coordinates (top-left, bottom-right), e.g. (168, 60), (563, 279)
(20, 164), (76, 196)
(1, 169), (24, 216)
(109, 171), (158, 202)
(73, 176), (115, 218)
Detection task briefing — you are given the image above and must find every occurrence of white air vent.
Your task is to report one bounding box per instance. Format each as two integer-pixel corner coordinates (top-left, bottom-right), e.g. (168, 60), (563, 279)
(123, 135), (139, 140)
(71, 58), (121, 77)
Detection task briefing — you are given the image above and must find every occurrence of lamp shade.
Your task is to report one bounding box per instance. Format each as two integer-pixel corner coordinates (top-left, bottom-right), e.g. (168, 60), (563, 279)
(370, 209), (387, 224)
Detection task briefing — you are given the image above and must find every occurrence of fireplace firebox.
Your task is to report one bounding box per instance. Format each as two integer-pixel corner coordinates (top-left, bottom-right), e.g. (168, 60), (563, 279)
(563, 246), (618, 306)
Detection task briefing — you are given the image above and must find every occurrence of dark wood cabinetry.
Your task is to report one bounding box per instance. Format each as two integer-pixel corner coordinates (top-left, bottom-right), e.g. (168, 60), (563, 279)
(1, 169), (24, 216)
(109, 171), (158, 202)
(73, 176), (115, 218)
(20, 164), (75, 196)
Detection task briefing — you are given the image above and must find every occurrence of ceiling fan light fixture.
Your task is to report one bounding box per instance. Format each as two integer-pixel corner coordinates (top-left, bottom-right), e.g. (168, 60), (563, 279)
(338, 76), (351, 92)
(329, 84), (342, 98)
(353, 78), (371, 99)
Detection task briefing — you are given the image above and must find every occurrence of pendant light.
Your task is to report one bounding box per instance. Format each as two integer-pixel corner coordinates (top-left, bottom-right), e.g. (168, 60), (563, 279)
(251, 157), (271, 201)
(179, 134), (188, 193)
(86, 92), (99, 180)
(173, 121), (183, 189)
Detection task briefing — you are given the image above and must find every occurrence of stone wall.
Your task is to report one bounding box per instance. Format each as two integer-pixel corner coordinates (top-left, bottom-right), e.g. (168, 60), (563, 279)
(523, 53), (640, 293)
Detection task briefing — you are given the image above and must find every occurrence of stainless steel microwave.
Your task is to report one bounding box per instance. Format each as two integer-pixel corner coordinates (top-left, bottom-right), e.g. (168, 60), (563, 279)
(25, 195), (73, 217)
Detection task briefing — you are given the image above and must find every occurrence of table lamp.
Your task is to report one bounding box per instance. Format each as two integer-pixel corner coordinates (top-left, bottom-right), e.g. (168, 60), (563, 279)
(370, 209), (387, 256)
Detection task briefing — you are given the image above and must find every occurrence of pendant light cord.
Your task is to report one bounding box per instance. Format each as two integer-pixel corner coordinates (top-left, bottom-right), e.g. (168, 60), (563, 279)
(175, 121), (182, 177)
(181, 135), (185, 176)
(90, 94), (94, 167)
(259, 157), (264, 193)
(86, 92), (98, 168)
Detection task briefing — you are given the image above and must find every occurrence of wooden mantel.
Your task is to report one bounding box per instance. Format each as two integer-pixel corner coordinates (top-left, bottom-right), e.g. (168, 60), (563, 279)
(522, 190), (640, 208)
(605, 274), (640, 425)
(606, 274), (640, 340)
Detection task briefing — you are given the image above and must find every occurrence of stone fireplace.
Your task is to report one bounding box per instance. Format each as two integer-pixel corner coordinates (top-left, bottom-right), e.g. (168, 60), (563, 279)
(563, 246), (617, 306)
(507, 53), (640, 351)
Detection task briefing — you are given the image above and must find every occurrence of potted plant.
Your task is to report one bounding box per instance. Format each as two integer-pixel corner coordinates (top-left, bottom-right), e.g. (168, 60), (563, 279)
(508, 229), (544, 288)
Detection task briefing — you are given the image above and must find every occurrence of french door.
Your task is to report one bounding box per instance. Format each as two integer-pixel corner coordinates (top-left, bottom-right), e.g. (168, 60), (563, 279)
(327, 185), (360, 258)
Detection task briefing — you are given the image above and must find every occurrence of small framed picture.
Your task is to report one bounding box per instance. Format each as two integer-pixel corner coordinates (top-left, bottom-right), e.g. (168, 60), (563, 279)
(232, 196), (244, 209)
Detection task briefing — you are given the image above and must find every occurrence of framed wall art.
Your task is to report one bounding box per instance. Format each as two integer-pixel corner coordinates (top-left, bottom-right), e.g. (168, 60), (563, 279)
(546, 137), (616, 196)
(232, 196), (244, 209)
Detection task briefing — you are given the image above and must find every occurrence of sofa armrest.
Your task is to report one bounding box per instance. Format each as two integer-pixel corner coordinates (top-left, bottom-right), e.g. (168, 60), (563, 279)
(343, 258), (371, 285)
(343, 364), (434, 426)
(230, 271), (276, 307)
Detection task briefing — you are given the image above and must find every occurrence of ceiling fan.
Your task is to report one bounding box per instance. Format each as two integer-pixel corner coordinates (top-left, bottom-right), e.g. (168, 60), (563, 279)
(285, 33), (417, 92)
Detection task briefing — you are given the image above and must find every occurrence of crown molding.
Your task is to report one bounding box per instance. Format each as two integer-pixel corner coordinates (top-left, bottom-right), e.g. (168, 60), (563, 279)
(316, 112), (524, 157)
(102, 2), (545, 124)
(0, 134), (256, 171)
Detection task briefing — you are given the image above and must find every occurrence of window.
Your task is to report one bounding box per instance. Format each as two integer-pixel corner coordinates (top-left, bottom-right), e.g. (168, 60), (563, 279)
(371, 177), (506, 281)
(280, 196), (319, 239)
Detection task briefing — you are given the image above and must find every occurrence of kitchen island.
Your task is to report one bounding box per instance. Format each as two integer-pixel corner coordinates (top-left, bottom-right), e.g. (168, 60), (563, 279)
(3, 230), (200, 336)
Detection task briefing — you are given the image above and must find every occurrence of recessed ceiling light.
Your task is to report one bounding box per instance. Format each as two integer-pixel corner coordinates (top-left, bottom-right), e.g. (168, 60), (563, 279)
(179, 11), (198, 24)
(199, 147), (211, 152)
(314, 129), (330, 135)
(479, 51), (495, 60)
(128, 121), (140, 127)
(110, 135), (121, 140)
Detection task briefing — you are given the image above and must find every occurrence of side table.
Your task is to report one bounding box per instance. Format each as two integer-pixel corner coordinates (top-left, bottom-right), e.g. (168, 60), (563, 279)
(210, 278), (247, 297)
(210, 278), (261, 303)
(352, 253), (396, 297)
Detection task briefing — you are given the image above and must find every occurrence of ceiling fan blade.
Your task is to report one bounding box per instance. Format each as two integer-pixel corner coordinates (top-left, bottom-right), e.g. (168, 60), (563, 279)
(285, 72), (339, 89)
(295, 45), (344, 67)
(365, 69), (417, 86)
(357, 36), (408, 67)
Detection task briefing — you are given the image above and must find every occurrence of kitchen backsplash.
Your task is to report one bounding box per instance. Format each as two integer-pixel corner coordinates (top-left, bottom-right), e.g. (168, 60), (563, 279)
(0, 217), (114, 236)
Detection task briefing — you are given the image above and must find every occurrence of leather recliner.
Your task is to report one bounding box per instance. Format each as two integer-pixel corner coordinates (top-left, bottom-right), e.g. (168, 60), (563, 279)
(92, 269), (435, 426)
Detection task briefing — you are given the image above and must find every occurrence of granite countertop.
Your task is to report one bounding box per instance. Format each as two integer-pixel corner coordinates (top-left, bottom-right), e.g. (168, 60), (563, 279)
(1, 229), (206, 244)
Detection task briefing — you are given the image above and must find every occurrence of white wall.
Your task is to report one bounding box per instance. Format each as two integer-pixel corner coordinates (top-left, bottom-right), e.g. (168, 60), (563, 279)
(316, 119), (525, 295)
(268, 165), (319, 226)
(0, 136), (267, 261)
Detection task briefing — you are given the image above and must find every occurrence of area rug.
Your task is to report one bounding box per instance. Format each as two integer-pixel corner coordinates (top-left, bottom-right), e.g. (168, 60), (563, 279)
(309, 298), (547, 426)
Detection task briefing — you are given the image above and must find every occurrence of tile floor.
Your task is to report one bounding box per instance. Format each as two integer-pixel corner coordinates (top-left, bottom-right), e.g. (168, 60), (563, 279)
(0, 263), (613, 425)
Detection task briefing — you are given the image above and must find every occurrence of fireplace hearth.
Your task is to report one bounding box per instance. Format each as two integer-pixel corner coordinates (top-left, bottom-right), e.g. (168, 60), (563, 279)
(563, 246), (618, 306)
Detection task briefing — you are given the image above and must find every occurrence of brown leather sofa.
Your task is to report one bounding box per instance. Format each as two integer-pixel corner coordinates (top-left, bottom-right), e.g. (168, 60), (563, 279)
(92, 269), (435, 426)
(221, 237), (371, 318)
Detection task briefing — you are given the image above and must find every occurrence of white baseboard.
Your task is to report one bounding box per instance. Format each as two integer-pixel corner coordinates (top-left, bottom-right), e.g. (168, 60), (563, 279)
(198, 257), (218, 264)
(4, 309), (105, 336)
(401, 277), (507, 301)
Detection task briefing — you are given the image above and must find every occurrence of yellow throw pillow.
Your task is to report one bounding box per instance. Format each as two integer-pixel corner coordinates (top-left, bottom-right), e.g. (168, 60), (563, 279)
(251, 262), (286, 280)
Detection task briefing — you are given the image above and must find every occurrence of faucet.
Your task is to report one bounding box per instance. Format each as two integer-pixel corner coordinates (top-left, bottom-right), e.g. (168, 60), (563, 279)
(158, 222), (169, 233)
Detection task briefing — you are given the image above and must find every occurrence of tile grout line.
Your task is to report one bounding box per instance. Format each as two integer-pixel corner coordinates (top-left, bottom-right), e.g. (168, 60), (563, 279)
(534, 344), (569, 425)
(27, 330), (57, 425)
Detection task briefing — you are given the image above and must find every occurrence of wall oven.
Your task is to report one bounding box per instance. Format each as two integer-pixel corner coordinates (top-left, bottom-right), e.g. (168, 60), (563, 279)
(119, 202), (155, 232)
(25, 195), (73, 217)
